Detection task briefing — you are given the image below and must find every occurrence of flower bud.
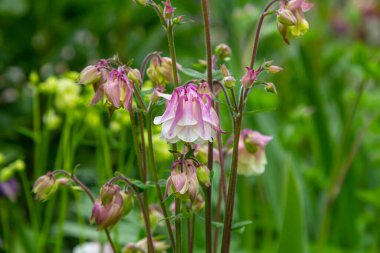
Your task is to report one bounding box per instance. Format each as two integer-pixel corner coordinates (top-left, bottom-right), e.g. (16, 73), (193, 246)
(265, 82), (277, 94)
(121, 191), (134, 216)
(32, 172), (58, 202)
(220, 64), (229, 77)
(215, 43), (232, 59)
(163, 0), (175, 19)
(173, 15), (184, 25)
(166, 170), (188, 197)
(277, 8), (297, 26)
(132, 0), (149, 6)
(100, 184), (120, 204)
(223, 76), (236, 88)
(78, 65), (101, 85)
(187, 172), (199, 201)
(241, 67), (257, 89)
(127, 69), (142, 86)
(196, 165), (211, 187)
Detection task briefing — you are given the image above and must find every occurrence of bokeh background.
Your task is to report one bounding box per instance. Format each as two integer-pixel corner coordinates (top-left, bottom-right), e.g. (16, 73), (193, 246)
(0, 0), (379, 252)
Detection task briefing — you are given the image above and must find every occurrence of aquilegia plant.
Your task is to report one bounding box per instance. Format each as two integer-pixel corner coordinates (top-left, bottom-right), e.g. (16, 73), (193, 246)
(32, 0), (313, 252)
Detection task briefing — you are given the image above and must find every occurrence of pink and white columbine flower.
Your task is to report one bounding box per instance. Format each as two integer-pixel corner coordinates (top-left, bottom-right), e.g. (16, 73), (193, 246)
(153, 83), (221, 144)
(91, 67), (134, 109)
(234, 129), (272, 176)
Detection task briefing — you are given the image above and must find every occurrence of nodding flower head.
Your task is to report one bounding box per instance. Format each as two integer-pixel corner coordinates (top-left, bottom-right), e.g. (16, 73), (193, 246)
(90, 67), (134, 109)
(32, 172), (58, 202)
(234, 129), (272, 176)
(78, 59), (109, 85)
(277, 0), (314, 44)
(154, 83), (221, 144)
(165, 159), (199, 201)
(147, 56), (182, 86)
(90, 183), (134, 230)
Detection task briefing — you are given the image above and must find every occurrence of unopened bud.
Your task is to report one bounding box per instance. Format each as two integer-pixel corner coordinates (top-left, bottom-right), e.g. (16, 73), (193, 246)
(215, 43), (232, 59)
(133, 0), (149, 6)
(128, 69), (143, 86)
(173, 15), (184, 24)
(121, 191), (134, 215)
(277, 8), (297, 26)
(265, 82), (277, 94)
(100, 184), (120, 204)
(266, 65), (283, 74)
(220, 64), (229, 77)
(196, 165), (211, 187)
(241, 67), (257, 89)
(32, 172), (58, 202)
(223, 76), (236, 88)
(163, 0), (175, 19)
(187, 172), (199, 201)
(78, 65), (101, 85)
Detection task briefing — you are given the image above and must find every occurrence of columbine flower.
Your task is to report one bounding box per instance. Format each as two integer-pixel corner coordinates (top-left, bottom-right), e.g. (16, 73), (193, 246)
(90, 184), (134, 230)
(234, 129), (272, 176)
(277, 0), (314, 44)
(165, 159), (199, 201)
(78, 59), (108, 85)
(91, 68), (134, 109)
(154, 83), (221, 144)
(32, 172), (58, 202)
(147, 56), (182, 86)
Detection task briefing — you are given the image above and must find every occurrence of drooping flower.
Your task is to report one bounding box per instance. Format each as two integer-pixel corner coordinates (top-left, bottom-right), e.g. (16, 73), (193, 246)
(32, 172), (58, 202)
(147, 56), (182, 86)
(165, 159), (199, 201)
(154, 83), (221, 144)
(90, 184), (134, 230)
(277, 0), (314, 44)
(234, 129), (272, 176)
(91, 67), (134, 109)
(78, 59), (109, 85)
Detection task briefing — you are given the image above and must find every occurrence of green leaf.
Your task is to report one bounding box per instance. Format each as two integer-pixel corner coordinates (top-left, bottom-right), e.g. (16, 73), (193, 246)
(277, 168), (307, 253)
(231, 220), (253, 231)
(181, 68), (206, 79)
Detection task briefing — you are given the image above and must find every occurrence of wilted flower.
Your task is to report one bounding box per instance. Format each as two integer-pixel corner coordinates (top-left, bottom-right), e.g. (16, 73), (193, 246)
(0, 178), (19, 202)
(32, 172), (58, 202)
(154, 83), (221, 144)
(90, 184), (134, 230)
(277, 0), (314, 44)
(234, 129), (272, 176)
(91, 68), (134, 109)
(147, 56), (182, 86)
(241, 67), (258, 89)
(165, 159), (199, 201)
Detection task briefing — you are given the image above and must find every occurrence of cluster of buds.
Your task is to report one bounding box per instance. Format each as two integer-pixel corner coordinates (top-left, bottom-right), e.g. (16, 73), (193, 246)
(234, 129), (272, 176)
(276, 0), (314, 44)
(147, 56), (182, 86)
(32, 172), (68, 202)
(78, 59), (142, 110)
(165, 159), (199, 201)
(90, 183), (134, 230)
(153, 83), (221, 144)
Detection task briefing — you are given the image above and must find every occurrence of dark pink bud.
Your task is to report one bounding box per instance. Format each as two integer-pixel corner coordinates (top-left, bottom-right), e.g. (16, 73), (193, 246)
(241, 67), (257, 89)
(163, 0), (175, 19)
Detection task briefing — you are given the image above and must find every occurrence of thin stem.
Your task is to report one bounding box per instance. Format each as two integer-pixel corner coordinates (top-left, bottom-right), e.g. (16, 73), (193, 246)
(132, 84), (148, 111)
(117, 175), (155, 253)
(150, 1), (168, 28)
(128, 110), (144, 179)
(54, 170), (117, 253)
(214, 82), (236, 119)
(229, 89), (238, 112)
(146, 109), (176, 250)
(201, 0), (213, 251)
(175, 198), (182, 253)
(220, 89), (246, 253)
(249, 0), (279, 69)
(140, 52), (160, 82)
(137, 112), (149, 208)
(167, 21), (179, 87)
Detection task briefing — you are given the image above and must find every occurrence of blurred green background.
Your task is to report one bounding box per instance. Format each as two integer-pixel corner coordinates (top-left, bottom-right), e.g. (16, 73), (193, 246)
(0, 0), (379, 252)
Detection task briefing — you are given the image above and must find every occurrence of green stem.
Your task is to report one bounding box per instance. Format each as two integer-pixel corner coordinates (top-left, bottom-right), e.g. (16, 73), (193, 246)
(147, 109), (176, 250)
(200, 0), (214, 251)
(167, 21), (179, 87)
(33, 87), (41, 178)
(128, 110), (144, 179)
(175, 198), (182, 253)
